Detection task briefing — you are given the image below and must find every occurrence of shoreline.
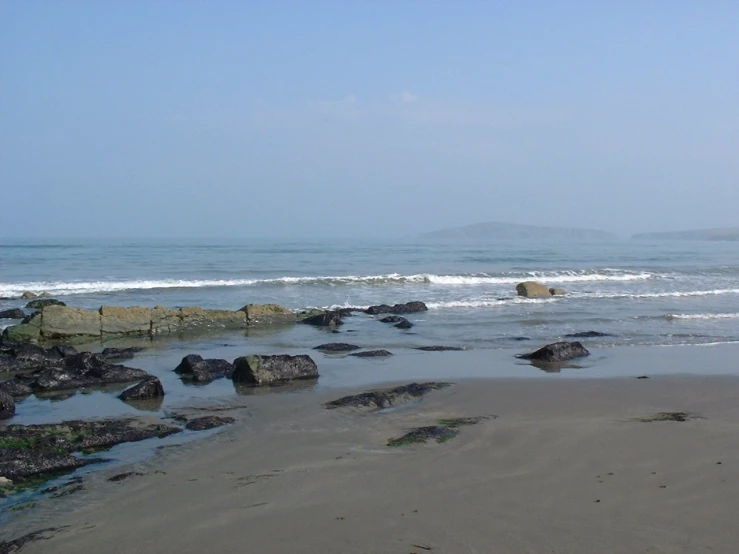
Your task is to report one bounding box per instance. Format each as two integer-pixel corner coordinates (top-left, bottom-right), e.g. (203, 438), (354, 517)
(5, 373), (739, 553)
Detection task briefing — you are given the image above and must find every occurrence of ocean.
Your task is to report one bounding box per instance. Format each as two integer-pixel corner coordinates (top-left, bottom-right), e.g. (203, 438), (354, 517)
(2, 237), (739, 350)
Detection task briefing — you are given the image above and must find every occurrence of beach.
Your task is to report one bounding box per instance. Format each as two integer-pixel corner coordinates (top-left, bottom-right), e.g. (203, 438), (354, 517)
(5, 373), (739, 553)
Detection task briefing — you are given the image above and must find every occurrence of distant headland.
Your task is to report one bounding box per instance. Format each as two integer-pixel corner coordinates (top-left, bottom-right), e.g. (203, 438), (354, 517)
(419, 221), (617, 240)
(632, 228), (739, 241)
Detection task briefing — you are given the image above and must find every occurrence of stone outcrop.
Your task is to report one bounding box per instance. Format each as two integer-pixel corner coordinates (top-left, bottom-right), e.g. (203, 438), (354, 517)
(20, 292), (37, 299)
(0, 308), (25, 319)
(515, 281), (553, 298)
(0, 389), (15, 419)
(516, 341), (590, 363)
(2, 303), (296, 343)
(365, 301), (428, 315)
(325, 382), (451, 410)
(118, 377), (164, 401)
(25, 298), (65, 309)
(174, 354), (234, 384)
(232, 354), (318, 385)
(300, 310), (344, 327)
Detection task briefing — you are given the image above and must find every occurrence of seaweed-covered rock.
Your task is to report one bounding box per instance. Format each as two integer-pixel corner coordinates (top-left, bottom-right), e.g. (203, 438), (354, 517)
(174, 354), (233, 384)
(516, 341), (590, 363)
(18, 359), (150, 393)
(25, 298), (66, 309)
(100, 347), (145, 360)
(300, 311), (344, 327)
(0, 418), (180, 481)
(0, 308), (25, 319)
(326, 382), (451, 410)
(313, 343), (361, 352)
(365, 301), (428, 315)
(415, 346), (465, 351)
(118, 377), (164, 401)
(185, 416), (235, 431)
(349, 350), (393, 358)
(387, 425), (459, 447)
(232, 355), (318, 385)
(564, 331), (610, 338)
(0, 390), (14, 419)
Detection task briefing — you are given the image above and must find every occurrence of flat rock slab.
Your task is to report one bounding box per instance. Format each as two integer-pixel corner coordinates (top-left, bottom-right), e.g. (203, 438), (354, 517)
(349, 350), (393, 358)
(516, 341), (590, 363)
(415, 346), (465, 352)
(564, 331), (611, 338)
(387, 425), (459, 447)
(313, 343), (361, 352)
(232, 354), (318, 385)
(365, 301), (428, 315)
(325, 382), (451, 410)
(185, 416), (236, 431)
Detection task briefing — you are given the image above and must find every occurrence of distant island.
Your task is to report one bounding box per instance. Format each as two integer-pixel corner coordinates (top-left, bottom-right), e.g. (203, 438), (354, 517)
(632, 228), (739, 241)
(420, 221), (617, 240)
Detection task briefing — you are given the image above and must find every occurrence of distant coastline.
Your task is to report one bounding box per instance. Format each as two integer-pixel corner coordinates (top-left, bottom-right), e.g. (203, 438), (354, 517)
(632, 228), (739, 241)
(419, 221), (617, 240)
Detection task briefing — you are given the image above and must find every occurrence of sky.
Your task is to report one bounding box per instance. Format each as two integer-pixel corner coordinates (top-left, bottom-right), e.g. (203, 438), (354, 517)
(1, 1), (738, 238)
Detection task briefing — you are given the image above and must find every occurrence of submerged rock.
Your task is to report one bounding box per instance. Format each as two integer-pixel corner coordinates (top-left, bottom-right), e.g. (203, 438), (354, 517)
(379, 315), (406, 323)
(118, 377), (164, 401)
(174, 354), (234, 384)
(349, 349), (393, 358)
(232, 354), (319, 385)
(394, 319), (413, 329)
(300, 311), (344, 327)
(515, 281), (552, 298)
(516, 341), (590, 363)
(0, 390), (15, 419)
(25, 298), (66, 310)
(365, 301), (428, 315)
(0, 308), (25, 320)
(325, 382), (451, 410)
(387, 426), (459, 447)
(185, 416), (235, 431)
(313, 343), (361, 352)
(564, 331), (610, 338)
(100, 347), (146, 361)
(415, 346), (465, 351)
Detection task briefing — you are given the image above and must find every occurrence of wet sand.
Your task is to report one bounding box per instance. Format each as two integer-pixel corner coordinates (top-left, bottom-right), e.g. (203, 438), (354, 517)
(6, 374), (739, 554)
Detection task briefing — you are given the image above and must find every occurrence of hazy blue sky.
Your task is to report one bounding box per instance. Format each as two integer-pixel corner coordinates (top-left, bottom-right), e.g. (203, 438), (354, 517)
(2, 1), (737, 238)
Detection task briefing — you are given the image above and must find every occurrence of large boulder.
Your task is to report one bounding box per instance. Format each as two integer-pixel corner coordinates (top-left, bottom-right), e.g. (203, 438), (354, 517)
(240, 304), (296, 325)
(119, 377), (164, 401)
(0, 390), (15, 419)
(25, 298), (65, 309)
(516, 282), (553, 298)
(232, 355), (318, 385)
(20, 292), (37, 299)
(0, 308), (25, 319)
(100, 306), (152, 336)
(516, 341), (590, 363)
(41, 306), (101, 339)
(365, 301), (428, 315)
(2, 323), (41, 343)
(174, 354), (234, 384)
(300, 311), (343, 327)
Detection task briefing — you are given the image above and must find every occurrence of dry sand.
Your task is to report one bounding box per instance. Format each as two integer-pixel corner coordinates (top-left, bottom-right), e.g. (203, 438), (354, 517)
(7, 375), (739, 553)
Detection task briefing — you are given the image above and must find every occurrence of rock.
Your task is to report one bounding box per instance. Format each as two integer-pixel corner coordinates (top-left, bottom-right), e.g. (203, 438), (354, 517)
(20, 356), (150, 393)
(0, 418), (181, 481)
(515, 281), (553, 298)
(565, 331), (610, 338)
(313, 343), (361, 352)
(387, 425), (459, 447)
(349, 350), (393, 358)
(395, 319), (413, 329)
(516, 341), (590, 362)
(379, 315), (406, 323)
(415, 346), (465, 351)
(25, 298), (65, 309)
(178, 307), (246, 333)
(185, 416), (235, 431)
(365, 301), (428, 315)
(118, 377), (164, 401)
(0, 309), (25, 319)
(174, 354), (234, 384)
(240, 304), (296, 325)
(513, 337), (531, 341)
(549, 288), (566, 296)
(108, 471), (145, 482)
(2, 323), (41, 343)
(0, 380), (33, 399)
(0, 390), (15, 419)
(41, 306), (101, 339)
(100, 306), (152, 335)
(151, 306), (180, 335)
(52, 344), (79, 358)
(39, 292), (53, 298)
(300, 311), (344, 327)
(100, 347), (145, 360)
(325, 382), (451, 410)
(232, 355), (319, 385)
(20, 292), (38, 300)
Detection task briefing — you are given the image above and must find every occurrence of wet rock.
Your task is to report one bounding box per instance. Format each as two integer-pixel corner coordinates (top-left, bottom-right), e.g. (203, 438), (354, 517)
(0, 527), (68, 554)
(0, 309), (25, 320)
(564, 331), (610, 338)
(516, 341), (590, 363)
(515, 281), (552, 298)
(387, 426), (459, 447)
(232, 355), (318, 385)
(0, 380), (33, 399)
(549, 288), (566, 296)
(313, 343), (361, 352)
(415, 346), (465, 351)
(379, 315), (406, 323)
(0, 418), (180, 481)
(365, 301), (428, 315)
(52, 344), (79, 358)
(185, 416), (235, 431)
(325, 382), (451, 410)
(240, 303), (296, 325)
(512, 337), (531, 341)
(300, 311), (344, 327)
(118, 377), (164, 401)
(174, 354), (234, 384)
(20, 292), (38, 300)
(349, 350), (393, 358)
(25, 298), (66, 310)
(18, 359), (150, 393)
(395, 319), (413, 329)
(0, 390), (15, 419)
(100, 347), (145, 361)
(108, 471), (145, 482)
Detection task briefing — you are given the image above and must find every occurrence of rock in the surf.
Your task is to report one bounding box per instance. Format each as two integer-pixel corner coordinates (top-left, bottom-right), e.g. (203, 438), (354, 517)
(565, 331), (610, 338)
(395, 319), (413, 329)
(25, 298), (65, 310)
(0, 390), (15, 419)
(20, 292), (38, 300)
(515, 281), (552, 298)
(313, 343), (361, 352)
(349, 349), (393, 358)
(0, 309), (25, 320)
(232, 354), (318, 385)
(365, 301), (428, 315)
(549, 288), (566, 296)
(300, 311), (344, 327)
(174, 354), (234, 384)
(118, 376), (165, 401)
(516, 341), (590, 363)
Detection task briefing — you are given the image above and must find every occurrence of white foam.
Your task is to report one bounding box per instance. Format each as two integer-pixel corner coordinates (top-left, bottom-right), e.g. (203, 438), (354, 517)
(667, 313), (739, 320)
(577, 289), (739, 300)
